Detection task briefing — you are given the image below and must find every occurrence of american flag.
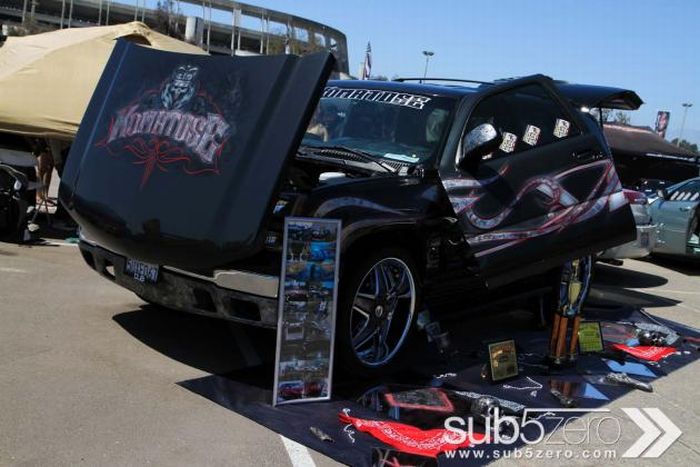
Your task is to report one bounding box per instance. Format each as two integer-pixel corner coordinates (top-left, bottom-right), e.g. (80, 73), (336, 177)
(361, 42), (372, 80)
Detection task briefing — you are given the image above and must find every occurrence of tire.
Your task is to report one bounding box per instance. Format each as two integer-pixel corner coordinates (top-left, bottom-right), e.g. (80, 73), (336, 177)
(336, 247), (420, 377)
(535, 255), (593, 325)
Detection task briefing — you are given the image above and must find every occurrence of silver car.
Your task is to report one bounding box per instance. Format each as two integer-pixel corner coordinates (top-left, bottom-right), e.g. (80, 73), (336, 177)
(650, 177), (700, 259)
(599, 189), (657, 260)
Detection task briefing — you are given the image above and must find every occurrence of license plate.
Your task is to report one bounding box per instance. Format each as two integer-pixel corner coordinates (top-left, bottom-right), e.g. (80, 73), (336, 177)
(125, 259), (159, 283)
(640, 232), (649, 248)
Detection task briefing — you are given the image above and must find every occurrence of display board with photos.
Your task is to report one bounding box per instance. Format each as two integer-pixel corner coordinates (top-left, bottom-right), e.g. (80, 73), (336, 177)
(273, 217), (341, 406)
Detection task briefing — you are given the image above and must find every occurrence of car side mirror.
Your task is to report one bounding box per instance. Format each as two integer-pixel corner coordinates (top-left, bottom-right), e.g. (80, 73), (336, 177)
(457, 123), (502, 171)
(657, 188), (668, 200)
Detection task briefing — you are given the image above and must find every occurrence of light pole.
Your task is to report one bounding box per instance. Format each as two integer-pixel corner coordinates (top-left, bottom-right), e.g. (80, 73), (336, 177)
(422, 50), (434, 82)
(678, 103), (693, 146)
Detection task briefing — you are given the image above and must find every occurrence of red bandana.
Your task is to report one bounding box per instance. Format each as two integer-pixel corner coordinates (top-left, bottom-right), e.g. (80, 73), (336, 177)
(612, 344), (676, 362)
(339, 413), (486, 458)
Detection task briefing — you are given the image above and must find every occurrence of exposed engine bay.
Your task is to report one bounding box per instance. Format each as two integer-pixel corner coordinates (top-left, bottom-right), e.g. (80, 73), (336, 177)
(285, 150), (412, 192)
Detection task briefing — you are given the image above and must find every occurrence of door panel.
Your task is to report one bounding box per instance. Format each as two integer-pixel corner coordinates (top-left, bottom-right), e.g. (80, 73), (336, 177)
(440, 80), (635, 280)
(652, 181), (700, 255)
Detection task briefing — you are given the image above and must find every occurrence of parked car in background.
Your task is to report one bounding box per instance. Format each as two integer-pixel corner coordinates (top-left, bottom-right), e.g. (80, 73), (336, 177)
(0, 133), (37, 241)
(598, 188), (656, 261)
(636, 178), (672, 197)
(650, 177), (700, 259)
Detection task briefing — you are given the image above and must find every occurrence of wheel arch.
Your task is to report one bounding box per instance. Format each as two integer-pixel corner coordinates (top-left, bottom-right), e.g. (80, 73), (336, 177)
(340, 222), (428, 280)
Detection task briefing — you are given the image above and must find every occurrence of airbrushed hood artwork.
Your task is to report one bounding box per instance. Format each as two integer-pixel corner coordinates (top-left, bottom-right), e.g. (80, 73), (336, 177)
(99, 64), (234, 188)
(59, 40), (335, 270)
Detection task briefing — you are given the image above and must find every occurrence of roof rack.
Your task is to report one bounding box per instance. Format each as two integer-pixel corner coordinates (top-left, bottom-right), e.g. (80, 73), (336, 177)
(392, 77), (493, 85)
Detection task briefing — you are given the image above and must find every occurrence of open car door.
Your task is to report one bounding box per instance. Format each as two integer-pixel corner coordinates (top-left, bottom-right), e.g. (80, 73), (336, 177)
(555, 83), (643, 111)
(60, 40), (334, 270)
(440, 76), (636, 285)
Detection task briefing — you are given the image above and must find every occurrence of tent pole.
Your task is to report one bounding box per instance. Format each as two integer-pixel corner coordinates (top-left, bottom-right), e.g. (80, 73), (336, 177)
(231, 5), (236, 57)
(207, 0), (212, 52)
(68, 0), (73, 28)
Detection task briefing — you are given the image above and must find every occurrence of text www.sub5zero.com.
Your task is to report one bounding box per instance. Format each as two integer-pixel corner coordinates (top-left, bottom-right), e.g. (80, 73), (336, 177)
(443, 448), (617, 460)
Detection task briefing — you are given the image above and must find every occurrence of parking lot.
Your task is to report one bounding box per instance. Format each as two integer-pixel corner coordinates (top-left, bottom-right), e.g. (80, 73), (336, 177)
(1, 241), (699, 466)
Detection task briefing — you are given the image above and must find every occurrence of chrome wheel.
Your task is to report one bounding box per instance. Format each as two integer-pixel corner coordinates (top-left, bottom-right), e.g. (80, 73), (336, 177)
(558, 256), (593, 314)
(349, 257), (416, 367)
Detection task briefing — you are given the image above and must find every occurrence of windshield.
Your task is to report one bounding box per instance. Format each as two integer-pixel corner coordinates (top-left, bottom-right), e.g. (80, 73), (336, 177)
(301, 86), (456, 164)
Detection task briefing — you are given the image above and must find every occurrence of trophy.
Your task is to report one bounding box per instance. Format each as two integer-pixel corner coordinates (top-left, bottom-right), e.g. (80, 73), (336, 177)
(549, 259), (586, 366)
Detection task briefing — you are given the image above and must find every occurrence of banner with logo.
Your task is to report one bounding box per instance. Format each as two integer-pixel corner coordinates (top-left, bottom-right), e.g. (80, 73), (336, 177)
(655, 111), (670, 138)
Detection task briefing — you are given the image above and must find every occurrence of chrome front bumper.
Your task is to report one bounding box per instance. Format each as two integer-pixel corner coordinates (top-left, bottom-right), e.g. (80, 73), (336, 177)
(599, 224), (657, 260)
(78, 240), (280, 328)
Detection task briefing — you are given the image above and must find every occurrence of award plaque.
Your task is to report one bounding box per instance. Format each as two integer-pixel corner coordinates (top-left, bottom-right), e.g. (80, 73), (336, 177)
(578, 321), (604, 354)
(486, 339), (518, 382)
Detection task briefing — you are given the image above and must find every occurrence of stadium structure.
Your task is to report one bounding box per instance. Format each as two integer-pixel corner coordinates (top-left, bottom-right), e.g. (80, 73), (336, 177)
(0, 0), (349, 72)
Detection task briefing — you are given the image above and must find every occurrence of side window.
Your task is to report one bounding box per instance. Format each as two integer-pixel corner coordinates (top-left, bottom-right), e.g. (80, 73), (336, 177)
(669, 181), (700, 201)
(466, 84), (581, 159)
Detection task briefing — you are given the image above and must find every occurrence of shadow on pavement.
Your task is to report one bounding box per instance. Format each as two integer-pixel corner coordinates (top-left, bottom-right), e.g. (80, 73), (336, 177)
(113, 304), (277, 375)
(589, 286), (681, 309)
(591, 262), (682, 309)
(594, 262), (668, 288)
(647, 255), (700, 277)
(0, 246), (18, 255)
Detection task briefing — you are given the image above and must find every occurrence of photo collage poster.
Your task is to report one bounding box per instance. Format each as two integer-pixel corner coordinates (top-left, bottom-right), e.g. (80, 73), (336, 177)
(273, 218), (341, 405)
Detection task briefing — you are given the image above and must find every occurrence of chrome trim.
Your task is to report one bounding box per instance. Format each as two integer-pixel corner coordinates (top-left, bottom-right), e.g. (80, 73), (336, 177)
(78, 228), (96, 246)
(79, 238), (279, 298)
(164, 266), (279, 298)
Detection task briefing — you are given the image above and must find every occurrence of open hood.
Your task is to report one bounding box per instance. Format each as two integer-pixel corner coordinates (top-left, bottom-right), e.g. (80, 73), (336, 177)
(60, 40), (334, 270)
(555, 83), (643, 110)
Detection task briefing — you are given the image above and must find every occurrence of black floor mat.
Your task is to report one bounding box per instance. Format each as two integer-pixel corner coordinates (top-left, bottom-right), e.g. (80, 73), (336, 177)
(179, 302), (700, 466)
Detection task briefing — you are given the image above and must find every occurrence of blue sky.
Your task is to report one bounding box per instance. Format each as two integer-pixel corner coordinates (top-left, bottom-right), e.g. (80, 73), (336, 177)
(133, 0), (698, 143)
(252, 0), (699, 143)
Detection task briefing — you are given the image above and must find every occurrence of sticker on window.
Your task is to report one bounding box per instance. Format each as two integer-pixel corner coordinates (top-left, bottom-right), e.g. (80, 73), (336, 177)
(554, 119), (571, 138)
(499, 132), (517, 153)
(523, 125), (541, 146)
(383, 153), (420, 163)
(322, 86), (431, 110)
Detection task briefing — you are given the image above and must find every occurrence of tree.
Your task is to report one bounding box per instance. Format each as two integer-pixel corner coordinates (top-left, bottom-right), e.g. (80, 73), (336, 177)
(670, 138), (699, 154)
(588, 108), (612, 123)
(153, 0), (183, 39)
(612, 111), (631, 125)
(266, 27), (287, 55)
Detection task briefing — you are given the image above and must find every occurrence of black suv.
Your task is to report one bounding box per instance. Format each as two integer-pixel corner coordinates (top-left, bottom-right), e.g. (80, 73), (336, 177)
(60, 43), (639, 374)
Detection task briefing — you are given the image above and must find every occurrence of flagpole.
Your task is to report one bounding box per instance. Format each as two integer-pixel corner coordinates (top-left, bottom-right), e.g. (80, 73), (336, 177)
(361, 41), (372, 80)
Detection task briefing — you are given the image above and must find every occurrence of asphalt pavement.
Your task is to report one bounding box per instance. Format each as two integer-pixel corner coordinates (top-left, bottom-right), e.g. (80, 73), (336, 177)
(0, 240), (699, 466)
